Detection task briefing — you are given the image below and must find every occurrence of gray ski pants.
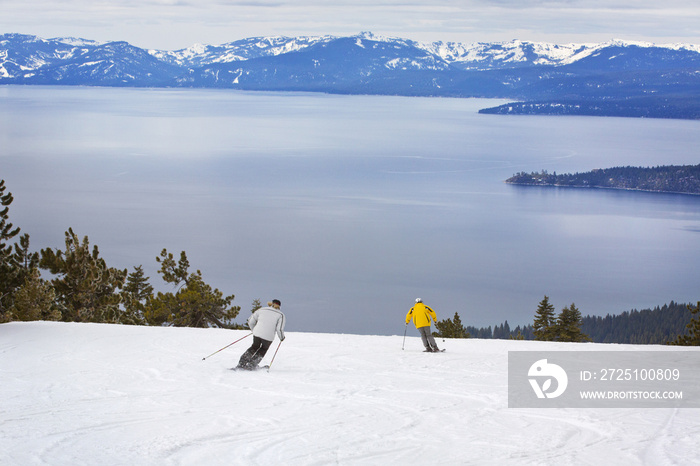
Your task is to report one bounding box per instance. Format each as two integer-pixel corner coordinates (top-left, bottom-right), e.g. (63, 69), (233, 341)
(418, 326), (439, 351)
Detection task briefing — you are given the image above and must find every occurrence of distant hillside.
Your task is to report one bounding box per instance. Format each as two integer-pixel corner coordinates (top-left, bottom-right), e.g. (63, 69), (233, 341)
(2, 33), (700, 119)
(506, 165), (700, 195)
(479, 96), (700, 120)
(582, 302), (693, 345)
(468, 302), (693, 345)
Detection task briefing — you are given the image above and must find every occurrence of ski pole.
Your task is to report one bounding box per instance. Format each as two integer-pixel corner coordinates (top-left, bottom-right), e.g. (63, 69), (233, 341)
(402, 324), (408, 350)
(267, 339), (283, 371)
(202, 333), (252, 360)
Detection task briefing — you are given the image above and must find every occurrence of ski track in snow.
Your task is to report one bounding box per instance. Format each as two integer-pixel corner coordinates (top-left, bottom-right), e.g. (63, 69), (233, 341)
(1, 321), (698, 465)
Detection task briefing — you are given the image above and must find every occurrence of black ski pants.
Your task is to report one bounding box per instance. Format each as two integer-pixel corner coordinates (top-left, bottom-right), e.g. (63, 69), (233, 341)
(237, 336), (272, 369)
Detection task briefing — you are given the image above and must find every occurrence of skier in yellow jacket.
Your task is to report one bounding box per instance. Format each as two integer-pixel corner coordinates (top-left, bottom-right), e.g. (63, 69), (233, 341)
(405, 298), (441, 352)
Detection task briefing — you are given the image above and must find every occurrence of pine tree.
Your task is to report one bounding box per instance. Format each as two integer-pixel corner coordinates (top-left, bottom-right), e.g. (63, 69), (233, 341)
(145, 249), (241, 328)
(1, 234), (41, 322)
(434, 312), (470, 338)
(0, 180), (20, 254)
(0, 180), (22, 320)
(669, 301), (700, 346)
(8, 268), (60, 321)
(39, 228), (127, 322)
(555, 302), (591, 342)
(123, 266), (154, 301)
(155, 249), (190, 286)
(533, 295), (556, 341)
(119, 266), (154, 325)
(493, 323), (504, 339)
(453, 313), (469, 338)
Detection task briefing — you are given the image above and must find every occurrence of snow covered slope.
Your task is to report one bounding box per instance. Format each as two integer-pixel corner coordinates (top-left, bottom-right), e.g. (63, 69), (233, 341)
(1, 322), (697, 465)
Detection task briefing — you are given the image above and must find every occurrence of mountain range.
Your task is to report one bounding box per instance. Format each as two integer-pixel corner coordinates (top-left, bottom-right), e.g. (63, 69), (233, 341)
(2, 32), (699, 119)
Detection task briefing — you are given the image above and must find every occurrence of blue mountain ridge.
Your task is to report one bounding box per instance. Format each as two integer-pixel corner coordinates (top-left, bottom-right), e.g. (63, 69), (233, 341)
(2, 32), (699, 119)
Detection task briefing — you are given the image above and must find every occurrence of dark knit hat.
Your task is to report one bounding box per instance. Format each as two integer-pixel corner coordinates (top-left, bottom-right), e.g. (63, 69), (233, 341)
(272, 299), (281, 306)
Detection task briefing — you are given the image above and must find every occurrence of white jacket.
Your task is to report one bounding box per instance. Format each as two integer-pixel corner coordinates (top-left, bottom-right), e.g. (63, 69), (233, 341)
(248, 306), (286, 342)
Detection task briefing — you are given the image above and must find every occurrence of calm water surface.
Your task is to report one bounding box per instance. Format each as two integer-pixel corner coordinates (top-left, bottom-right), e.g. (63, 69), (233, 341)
(2, 86), (699, 335)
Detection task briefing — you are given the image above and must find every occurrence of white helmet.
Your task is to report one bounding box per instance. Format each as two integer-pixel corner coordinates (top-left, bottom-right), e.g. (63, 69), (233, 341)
(415, 298), (422, 303)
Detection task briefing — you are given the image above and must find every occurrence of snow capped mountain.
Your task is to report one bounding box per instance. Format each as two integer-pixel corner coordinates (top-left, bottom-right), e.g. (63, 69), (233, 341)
(417, 39), (595, 69)
(1, 32), (699, 118)
(602, 38), (700, 54)
(149, 35), (335, 68)
(49, 37), (105, 47)
(0, 34), (81, 78)
(415, 37), (700, 70)
(0, 35), (181, 85)
(5, 32), (697, 78)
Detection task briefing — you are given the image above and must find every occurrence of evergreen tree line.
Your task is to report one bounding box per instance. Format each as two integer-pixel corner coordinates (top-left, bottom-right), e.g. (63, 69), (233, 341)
(581, 302), (693, 344)
(434, 296), (700, 346)
(464, 322), (534, 340)
(433, 296), (589, 342)
(506, 164), (700, 195)
(0, 180), (242, 328)
(434, 316), (534, 340)
(531, 296), (590, 342)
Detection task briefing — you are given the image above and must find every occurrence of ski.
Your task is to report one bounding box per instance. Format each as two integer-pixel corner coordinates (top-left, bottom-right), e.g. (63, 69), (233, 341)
(229, 364), (270, 371)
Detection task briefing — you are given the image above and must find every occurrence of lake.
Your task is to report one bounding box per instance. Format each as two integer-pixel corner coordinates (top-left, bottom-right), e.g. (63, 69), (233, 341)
(2, 85), (699, 336)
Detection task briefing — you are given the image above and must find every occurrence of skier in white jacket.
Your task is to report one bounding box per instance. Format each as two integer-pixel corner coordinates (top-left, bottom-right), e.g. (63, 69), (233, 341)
(236, 299), (286, 370)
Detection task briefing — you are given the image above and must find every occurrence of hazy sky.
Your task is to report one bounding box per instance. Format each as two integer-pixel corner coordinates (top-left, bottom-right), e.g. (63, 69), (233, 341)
(2, 0), (700, 50)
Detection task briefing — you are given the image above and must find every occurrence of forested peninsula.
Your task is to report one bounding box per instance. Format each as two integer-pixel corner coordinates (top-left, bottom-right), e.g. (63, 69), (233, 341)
(506, 164), (700, 195)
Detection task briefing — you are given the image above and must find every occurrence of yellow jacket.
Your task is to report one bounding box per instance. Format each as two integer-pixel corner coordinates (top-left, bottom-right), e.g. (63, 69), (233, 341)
(405, 302), (437, 329)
